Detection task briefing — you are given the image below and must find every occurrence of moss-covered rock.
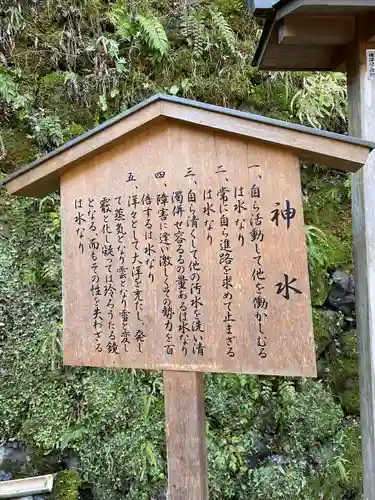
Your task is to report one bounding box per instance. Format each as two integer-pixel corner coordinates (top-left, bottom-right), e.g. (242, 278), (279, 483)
(303, 169), (353, 312)
(306, 421), (362, 499)
(330, 330), (360, 415)
(341, 423), (363, 494)
(0, 1), (363, 499)
(63, 123), (86, 142)
(313, 309), (343, 356)
(37, 72), (92, 127)
(310, 268), (330, 307)
(303, 170), (353, 273)
(51, 470), (82, 500)
(0, 124), (38, 174)
(38, 73), (66, 105)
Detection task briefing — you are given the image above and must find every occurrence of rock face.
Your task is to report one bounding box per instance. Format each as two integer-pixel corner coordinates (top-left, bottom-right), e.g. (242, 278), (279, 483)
(0, 441), (32, 474)
(0, 2), (362, 496)
(327, 271), (356, 314)
(0, 441), (53, 499)
(312, 270), (360, 416)
(0, 471), (11, 481)
(152, 491), (167, 500)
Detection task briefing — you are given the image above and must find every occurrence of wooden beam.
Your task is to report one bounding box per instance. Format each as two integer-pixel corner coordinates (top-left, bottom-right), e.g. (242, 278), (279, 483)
(363, 14), (375, 42)
(278, 16), (355, 45)
(347, 15), (375, 500)
(247, 0), (275, 15)
(330, 45), (347, 71)
(275, 0), (375, 22)
(351, 150), (375, 500)
(164, 371), (208, 500)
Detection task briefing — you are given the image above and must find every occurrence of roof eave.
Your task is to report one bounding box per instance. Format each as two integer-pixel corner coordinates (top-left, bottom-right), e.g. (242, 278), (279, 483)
(2, 94), (374, 198)
(252, 14), (276, 67)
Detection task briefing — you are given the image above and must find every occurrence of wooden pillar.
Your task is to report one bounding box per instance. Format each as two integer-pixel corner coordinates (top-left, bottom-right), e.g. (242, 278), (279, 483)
(347, 16), (375, 500)
(164, 371), (208, 500)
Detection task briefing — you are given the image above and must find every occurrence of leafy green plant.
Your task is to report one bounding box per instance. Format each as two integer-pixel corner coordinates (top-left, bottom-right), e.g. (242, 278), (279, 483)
(291, 73), (347, 130)
(108, 4), (168, 57)
(209, 6), (236, 53)
(180, 9), (206, 58)
(107, 5), (133, 41)
(137, 14), (169, 56)
(305, 224), (329, 269)
(0, 69), (31, 113)
(0, 3), (25, 49)
(30, 115), (64, 152)
(0, 70), (18, 105)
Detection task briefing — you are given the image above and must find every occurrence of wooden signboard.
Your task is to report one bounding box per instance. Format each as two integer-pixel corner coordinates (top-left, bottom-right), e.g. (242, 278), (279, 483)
(62, 120), (315, 376)
(4, 94), (372, 500)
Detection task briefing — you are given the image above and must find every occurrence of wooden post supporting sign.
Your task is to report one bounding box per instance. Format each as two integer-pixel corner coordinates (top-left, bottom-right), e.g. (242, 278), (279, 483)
(164, 371), (208, 499)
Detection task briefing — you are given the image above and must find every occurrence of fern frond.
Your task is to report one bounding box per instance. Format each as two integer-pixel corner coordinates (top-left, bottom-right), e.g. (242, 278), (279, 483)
(209, 7), (236, 54)
(108, 5), (132, 41)
(32, 116), (64, 152)
(180, 11), (205, 58)
(137, 14), (168, 56)
(0, 71), (18, 105)
(0, 69), (30, 111)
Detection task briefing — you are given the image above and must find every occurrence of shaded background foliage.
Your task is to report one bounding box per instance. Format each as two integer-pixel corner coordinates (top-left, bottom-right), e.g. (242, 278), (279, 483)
(0, 0), (361, 498)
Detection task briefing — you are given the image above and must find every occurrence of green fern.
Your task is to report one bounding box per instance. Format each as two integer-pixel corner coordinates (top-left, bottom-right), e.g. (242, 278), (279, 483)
(137, 13), (168, 56)
(209, 7), (236, 54)
(108, 5), (133, 41)
(32, 115), (64, 152)
(290, 73), (347, 129)
(0, 69), (30, 113)
(0, 71), (18, 105)
(180, 11), (206, 58)
(305, 224), (329, 269)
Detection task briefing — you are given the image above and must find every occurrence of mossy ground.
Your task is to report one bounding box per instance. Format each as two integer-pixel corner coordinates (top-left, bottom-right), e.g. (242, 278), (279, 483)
(51, 471), (82, 500)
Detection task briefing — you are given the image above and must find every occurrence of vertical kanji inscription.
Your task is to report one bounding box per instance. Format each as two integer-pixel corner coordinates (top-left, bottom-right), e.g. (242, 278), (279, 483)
(173, 192), (189, 356)
(158, 192), (175, 355)
(129, 193), (146, 353)
(74, 198), (86, 254)
(64, 129), (314, 377)
(190, 190), (204, 356)
(100, 197), (118, 355)
(249, 183), (269, 359)
(115, 196), (130, 352)
(86, 198), (103, 353)
(218, 185), (236, 358)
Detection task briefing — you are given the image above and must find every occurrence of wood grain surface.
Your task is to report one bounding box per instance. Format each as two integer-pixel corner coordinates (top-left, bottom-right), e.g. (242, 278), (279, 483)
(164, 371), (208, 500)
(347, 16), (375, 499)
(61, 120), (316, 376)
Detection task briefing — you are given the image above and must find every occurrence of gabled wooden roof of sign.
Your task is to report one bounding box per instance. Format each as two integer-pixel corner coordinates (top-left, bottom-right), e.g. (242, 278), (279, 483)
(252, 0), (375, 71)
(2, 93), (374, 197)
